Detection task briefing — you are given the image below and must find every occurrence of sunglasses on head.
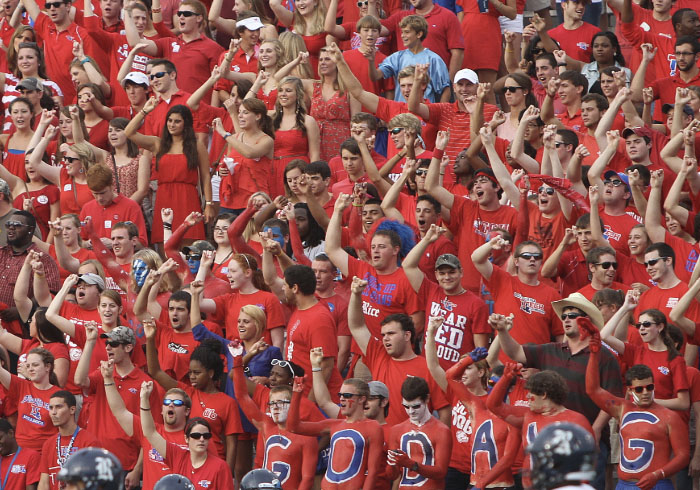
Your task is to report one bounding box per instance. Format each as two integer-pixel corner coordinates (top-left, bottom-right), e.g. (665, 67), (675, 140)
(503, 86), (522, 93)
(561, 312), (586, 320)
(150, 71), (168, 80)
(177, 10), (197, 16)
(518, 252), (543, 260)
(402, 402), (422, 410)
(538, 186), (555, 195)
(357, 1), (369, 5)
(105, 340), (123, 348)
(64, 156), (80, 164)
(644, 257), (667, 267)
(163, 399), (185, 407)
(338, 392), (359, 399)
(5, 221), (29, 228)
(595, 261), (618, 270)
(188, 432), (213, 440)
(390, 127), (404, 134)
(634, 321), (657, 329)
(631, 383), (654, 394)
(603, 179), (625, 187)
(271, 359), (296, 377)
(45, 1), (64, 8)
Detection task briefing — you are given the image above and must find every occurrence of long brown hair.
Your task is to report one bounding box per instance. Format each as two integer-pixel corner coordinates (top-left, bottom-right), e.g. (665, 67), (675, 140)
(27, 347), (58, 386)
(241, 98), (275, 138)
(156, 105), (198, 171)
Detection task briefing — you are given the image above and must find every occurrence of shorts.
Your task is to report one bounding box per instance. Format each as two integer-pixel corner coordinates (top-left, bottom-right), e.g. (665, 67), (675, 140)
(499, 13), (524, 33)
(525, 0), (550, 12)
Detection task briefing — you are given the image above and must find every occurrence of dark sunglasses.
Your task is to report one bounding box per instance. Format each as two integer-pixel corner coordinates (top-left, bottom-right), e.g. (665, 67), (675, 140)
(538, 186), (555, 195)
(518, 252), (543, 260)
(531, 47), (544, 54)
(150, 71), (168, 80)
(561, 312), (586, 320)
(163, 399), (186, 407)
(415, 169), (428, 176)
(595, 261), (618, 270)
(631, 383), (654, 394)
(644, 257), (667, 267)
(603, 179), (625, 187)
(337, 392), (358, 399)
(390, 127), (404, 134)
(186, 254), (202, 261)
(64, 156), (80, 163)
(105, 340), (124, 348)
(554, 141), (565, 147)
(188, 432), (213, 440)
(634, 321), (657, 329)
(402, 402), (422, 410)
(503, 86), (522, 93)
(177, 10), (197, 16)
(5, 221), (29, 228)
(45, 1), (65, 8)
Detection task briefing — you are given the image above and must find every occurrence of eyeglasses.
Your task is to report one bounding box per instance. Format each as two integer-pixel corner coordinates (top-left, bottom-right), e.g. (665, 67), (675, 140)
(163, 399), (186, 407)
(213, 226), (229, 232)
(675, 51), (695, 57)
(150, 71), (168, 80)
(177, 10), (197, 16)
(402, 402), (422, 410)
(603, 179), (625, 187)
(594, 261), (618, 270)
(45, 1), (64, 8)
(631, 383), (654, 394)
(517, 252), (543, 260)
(368, 395), (384, 400)
(390, 127), (404, 134)
(64, 156), (80, 164)
(644, 257), (668, 267)
(415, 169), (428, 177)
(503, 86), (523, 93)
(538, 186), (555, 195)
(188, 432), (213, 440)
(561, 312), (586, 320)
(338, 392), (359, 399)
(271, 359), (296, 377)
(105, 340), (124, 348)
(554, 141), (565, 147)
(267, 400), (291, 408)
(634, 321), (657, 329)
(5, 221), (29, 228)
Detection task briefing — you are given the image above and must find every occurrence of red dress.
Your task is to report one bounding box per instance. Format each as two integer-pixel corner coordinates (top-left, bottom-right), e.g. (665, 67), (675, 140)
(309, 82), (351, 163)
(256, 86), (278, 110)
(300, 33), (326, 75)
(219, 145), (271, 210)
(13, 185), (60, 239)
(86, 119), (110, 150)
(459, 0), (502, 71)
(271, 127), (310, 198)
(3, 133), (26, 180)
(151, 153), (204, 243)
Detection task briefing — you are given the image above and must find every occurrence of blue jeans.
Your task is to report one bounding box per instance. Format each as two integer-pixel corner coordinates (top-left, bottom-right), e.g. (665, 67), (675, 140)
(616, 478), (675, 490)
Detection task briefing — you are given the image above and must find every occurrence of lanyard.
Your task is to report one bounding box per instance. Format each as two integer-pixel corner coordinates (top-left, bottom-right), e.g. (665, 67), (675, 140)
(57, 428), (80, 469)
(0, 448), (20, 490)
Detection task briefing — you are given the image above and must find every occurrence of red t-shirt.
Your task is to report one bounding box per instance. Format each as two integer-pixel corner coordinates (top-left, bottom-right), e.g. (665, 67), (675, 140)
(79, 195), (148, 246)
(154, 320), (198, 382)
(40, 428), (102, 490)
(418, 236), (458, 282)
(176, 383), (243, 459)
(388, 416), (452, 489)
(525, 201), (571, 259)
(317, 292), (350, 336)
(364, 340), (449, 425)
(600, 209), (640, 257)
(548, 22), (601, 63)
(377, 97), (438, 157)
(8, 375), (59, 453)
(286, 302), (343, 398)
(165, 442), (235, 490)
(343, 49), (394, 108)
(211, 290), (286, 343)
(446, 196), (518, 293)
(576, 281), (629, 301)
(636, 282), (700, 344)
(0, 446), (41, 490)
(48, 245), (95, 282)
(346, 256), (421, 338)
(447, 389), (472, 475)
(418, 279), (490, 370)
(621, 342), (689, 400)
(485, 267), (563, 363)
(18, 339), (69, 379)
(58, 167), (93, 215)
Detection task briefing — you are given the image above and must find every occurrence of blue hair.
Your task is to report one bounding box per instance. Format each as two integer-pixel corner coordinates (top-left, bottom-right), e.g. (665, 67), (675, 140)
(376, 220), (416, 263)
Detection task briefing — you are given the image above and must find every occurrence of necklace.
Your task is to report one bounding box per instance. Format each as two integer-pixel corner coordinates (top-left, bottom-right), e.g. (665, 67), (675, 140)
(56, 427), (80, 468)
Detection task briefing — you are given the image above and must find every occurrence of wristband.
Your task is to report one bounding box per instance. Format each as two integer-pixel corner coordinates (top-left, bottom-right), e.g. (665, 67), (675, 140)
(311, 367), (322, 372)
(140, 407), (151, 410)
(103, 382), (115, 386)
(163, 223), (172, 230)
(34, 270), (45, 276)
(223, 132), (232, 139)
(352, 203), (363, 207)
(141, 109), (149, 116)
(557, 62), (566, 67)
(80, 57), (92, 65)
(433, 148), (444, 161)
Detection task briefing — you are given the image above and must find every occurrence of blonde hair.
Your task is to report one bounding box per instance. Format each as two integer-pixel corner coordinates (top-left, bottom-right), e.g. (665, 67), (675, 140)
(240, 305), (267, 337)
(279, 31), (313, 80)
(258, 40), (286, 72)
(388, 113), (422, 134)
(79, 259), (106, 283)
(319, 46), (346, 95)
(70, 142), (98, 174)
(293, 0), (326, 36)
(60, 213), (83, 246)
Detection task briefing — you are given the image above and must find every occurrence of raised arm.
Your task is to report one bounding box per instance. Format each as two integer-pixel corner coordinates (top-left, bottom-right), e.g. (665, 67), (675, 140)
(424, 316), (448, 391)
(664, 156), (693, 226)
(347, 277), (371, 356)
(481, 126), (520, 206)
(491, 312), (526, 363)
(324, 194), (352, 277)
(669, 276), (700, 338)
(402, 224), (445, 292)
(101, 359), (135, 436)
(45, 275), (80, 338)
(138, 380), (167, 456)
(644, 170), (666, 243)
(407, 64), (430, 121)
(13, 253), (37, 320)
(310, 347), (339, 418)
(124, 97), (160, 153)
(286, 377), (334, 436)
(483, 361), (525, 427)
(424, 131), (455, 209)
(541, 227), (575, 278)
(143, 319), (178, 391)
(229, 343), (267, 428)
(261, 236), (286, 302)
(599, 289), (638, 354)
(187, 65), (224, 111)
(329, 43), (380, 112)
(30, 124), (62, 186)
(584, 321), (624, 419)
(74, 322), (99, 389)
(471, 235), (508, 281)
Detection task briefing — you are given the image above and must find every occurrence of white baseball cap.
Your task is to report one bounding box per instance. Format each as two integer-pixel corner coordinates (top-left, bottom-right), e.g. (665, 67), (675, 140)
(121, 71), (149, 88)
(454, 68), (479, 85)
(237, 16), (264, 30)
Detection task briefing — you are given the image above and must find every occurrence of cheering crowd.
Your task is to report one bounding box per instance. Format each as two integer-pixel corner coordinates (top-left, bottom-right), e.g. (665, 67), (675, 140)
(0, 0), (699, 486)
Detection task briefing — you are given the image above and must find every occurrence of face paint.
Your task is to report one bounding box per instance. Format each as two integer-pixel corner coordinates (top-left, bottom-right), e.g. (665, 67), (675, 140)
(263, 226), (285, 248)
(403, 399), (430, 425)
(132, 259), (149, 287)
(631, 389), (654, 406)
(187, 257), (201, 275)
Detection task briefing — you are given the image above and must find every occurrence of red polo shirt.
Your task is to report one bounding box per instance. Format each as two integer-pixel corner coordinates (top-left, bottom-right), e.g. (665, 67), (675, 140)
(154, 34), (224, 103)
(556, 108), (584, 133)
(79, 195), (148, 246)
(650, 71), (700, 120)
(144, 90), (207, 135)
